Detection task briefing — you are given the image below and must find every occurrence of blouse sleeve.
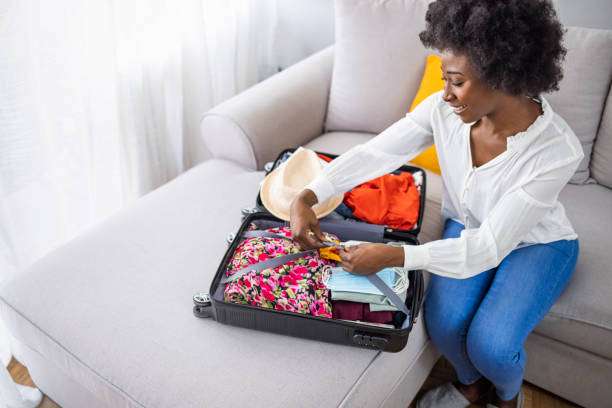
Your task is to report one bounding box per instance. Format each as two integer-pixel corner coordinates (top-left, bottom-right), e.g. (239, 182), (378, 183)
(402, 153), (583, 279)
(304, 92), (439, 204)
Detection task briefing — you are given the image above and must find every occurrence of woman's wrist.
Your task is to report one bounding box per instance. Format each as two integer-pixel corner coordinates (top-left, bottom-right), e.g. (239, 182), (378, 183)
(382, 245), (405, 269)
(297, 189), (319, 207)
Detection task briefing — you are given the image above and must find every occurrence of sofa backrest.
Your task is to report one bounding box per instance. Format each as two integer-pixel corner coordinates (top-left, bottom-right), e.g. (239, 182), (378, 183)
(326, 0), (612, 186)
(325, 0), (430, 134)
(544, 27), (612, 184)
(591, 86), (612, 188)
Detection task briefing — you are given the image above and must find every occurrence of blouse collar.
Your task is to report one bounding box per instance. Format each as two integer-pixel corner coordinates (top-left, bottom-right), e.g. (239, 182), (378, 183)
(506, 95), (553, 152)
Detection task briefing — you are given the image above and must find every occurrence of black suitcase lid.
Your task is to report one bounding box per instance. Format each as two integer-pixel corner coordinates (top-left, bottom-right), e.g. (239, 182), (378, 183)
(255, 148), (427, 241)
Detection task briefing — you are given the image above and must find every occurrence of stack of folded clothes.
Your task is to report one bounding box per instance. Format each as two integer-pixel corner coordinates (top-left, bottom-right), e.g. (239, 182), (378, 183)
(325, 262), (409, 327)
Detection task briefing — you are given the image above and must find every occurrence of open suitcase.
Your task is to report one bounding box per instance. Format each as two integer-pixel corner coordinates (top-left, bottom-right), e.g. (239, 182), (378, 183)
(193, 148), (427, 352)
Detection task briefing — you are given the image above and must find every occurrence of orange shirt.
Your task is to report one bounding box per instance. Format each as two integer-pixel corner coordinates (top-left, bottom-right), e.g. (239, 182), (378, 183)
(344, 172), (420, 230)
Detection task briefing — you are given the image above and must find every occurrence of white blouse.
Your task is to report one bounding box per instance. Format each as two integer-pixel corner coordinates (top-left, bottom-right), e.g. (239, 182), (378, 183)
(305, 91), (584, 279)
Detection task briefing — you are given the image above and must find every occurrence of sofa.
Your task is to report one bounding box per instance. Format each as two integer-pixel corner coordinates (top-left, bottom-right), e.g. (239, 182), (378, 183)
(1, 1), (611, 407)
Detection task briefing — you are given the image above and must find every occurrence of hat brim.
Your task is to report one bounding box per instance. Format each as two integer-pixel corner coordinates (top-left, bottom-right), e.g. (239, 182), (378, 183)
(260, 164), (344, 222)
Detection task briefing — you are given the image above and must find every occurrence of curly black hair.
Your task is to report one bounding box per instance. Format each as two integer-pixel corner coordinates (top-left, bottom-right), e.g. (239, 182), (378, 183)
(419, 0), (566, 96)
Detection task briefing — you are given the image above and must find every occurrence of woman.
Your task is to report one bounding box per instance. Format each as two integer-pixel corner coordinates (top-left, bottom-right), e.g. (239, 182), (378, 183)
(289, 1), (581, 407)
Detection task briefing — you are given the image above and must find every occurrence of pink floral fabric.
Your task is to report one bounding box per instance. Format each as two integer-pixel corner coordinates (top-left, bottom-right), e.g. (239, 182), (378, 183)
(224, 224), (338, 318)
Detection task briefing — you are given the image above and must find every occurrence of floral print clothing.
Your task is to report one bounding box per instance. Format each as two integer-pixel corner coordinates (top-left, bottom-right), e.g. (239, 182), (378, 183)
(224, 225), (338, 318)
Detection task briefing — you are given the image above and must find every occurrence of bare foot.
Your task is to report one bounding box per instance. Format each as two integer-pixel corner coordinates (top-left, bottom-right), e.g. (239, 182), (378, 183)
(453, 377), (493, 404)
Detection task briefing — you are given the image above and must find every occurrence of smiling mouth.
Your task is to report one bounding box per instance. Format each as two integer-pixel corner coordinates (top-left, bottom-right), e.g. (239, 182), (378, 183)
(452, 105), (468, 114)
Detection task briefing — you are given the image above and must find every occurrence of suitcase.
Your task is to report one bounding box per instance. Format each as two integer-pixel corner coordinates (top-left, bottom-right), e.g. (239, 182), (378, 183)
(193, 148), (427, 352)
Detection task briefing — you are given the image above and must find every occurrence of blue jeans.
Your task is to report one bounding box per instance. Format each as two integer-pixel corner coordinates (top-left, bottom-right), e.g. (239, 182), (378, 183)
(423, 218), (579, 401)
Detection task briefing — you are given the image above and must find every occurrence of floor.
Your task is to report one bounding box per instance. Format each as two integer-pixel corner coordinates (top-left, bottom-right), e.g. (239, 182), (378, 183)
(9, 356), (580, 408)
(408, 357), (580, 408)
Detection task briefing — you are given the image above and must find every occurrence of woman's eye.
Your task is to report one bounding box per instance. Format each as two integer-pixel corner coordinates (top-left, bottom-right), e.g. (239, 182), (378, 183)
(441, 77), (463, 87)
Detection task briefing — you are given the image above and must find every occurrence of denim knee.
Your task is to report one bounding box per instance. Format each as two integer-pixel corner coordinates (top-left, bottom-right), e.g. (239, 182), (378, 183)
(466, 324), (523, 375)
(424, 294), (471, 350)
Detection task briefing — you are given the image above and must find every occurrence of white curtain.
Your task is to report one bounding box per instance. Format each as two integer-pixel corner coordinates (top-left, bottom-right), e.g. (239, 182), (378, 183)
(0, 0), (278, 405)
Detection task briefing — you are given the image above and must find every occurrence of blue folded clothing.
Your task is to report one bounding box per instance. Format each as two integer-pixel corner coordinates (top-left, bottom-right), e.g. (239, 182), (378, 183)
(325, 267), (402, 296)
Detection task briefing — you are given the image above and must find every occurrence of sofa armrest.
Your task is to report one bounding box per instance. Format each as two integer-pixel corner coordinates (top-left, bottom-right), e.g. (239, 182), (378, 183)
(201, 46), (334, 170)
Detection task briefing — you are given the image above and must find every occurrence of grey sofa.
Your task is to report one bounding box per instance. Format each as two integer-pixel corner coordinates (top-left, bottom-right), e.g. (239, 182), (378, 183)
(1, 1), (611, 407)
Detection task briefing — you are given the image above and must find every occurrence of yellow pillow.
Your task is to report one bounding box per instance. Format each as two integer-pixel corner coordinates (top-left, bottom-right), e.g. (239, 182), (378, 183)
(408, 54), (444, 175)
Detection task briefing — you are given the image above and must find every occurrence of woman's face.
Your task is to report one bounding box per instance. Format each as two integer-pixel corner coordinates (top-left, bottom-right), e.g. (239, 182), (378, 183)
(440, 51), (500, 123)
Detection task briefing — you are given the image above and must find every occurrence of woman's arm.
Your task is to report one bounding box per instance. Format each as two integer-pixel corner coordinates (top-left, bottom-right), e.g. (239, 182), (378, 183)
(304, 92), (439, 204)
(402, 153), (583, 279)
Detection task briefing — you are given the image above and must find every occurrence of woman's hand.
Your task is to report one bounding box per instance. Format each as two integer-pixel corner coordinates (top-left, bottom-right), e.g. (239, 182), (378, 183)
(290, 189), (325, 250)
(338, 244), (404, 275)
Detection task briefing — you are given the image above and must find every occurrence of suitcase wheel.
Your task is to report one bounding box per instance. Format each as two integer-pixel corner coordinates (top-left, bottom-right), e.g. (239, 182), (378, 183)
(193, 292), (214, 319)
(193, 304), (214, 318)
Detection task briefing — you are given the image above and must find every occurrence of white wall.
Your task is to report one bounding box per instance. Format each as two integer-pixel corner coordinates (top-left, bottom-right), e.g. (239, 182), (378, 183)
(273, 0), (612, 72)
(273, 0), (335, 71)
(554, 0), (612, 30)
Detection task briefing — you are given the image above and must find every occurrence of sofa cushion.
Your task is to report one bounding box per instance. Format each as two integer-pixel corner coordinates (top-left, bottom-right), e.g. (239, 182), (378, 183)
(325, 0), (430, 134)
(0, 158), (434, 408)
(591, 86), (612, 188)
(533, 184), (612, 359)
(545, 27), (612, 184)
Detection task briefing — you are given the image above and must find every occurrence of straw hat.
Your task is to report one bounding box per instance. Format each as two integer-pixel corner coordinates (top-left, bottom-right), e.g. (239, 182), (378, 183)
(260, 147), (344, 221)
